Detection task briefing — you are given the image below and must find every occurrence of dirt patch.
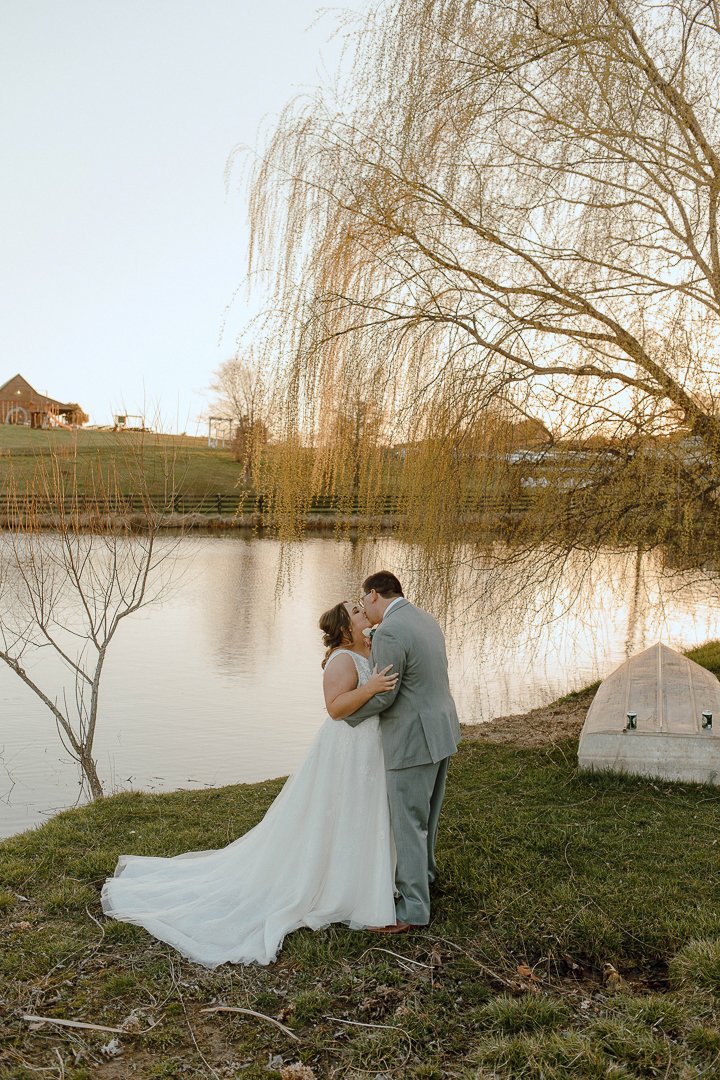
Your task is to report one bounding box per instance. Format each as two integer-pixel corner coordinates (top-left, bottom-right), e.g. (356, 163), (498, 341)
(461, 688), (597, 748)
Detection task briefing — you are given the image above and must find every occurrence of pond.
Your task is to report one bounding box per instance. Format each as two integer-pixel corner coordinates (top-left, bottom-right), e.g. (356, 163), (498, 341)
(2, 534), (720, 837)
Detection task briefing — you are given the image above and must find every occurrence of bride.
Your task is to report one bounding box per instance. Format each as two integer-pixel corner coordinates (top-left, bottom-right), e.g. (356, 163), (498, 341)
(101, 600), (398, 967)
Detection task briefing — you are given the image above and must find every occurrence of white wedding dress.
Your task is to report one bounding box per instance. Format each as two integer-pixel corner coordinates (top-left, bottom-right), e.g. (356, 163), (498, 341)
(101, 650), (396, 967)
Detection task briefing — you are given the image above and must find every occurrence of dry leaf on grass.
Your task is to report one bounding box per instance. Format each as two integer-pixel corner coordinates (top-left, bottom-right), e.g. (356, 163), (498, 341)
(99, 1037), (123, 1058)
(602, 962), (629, 993)
(280, 1065), (316, 1079)
(563, 953), (581, 973)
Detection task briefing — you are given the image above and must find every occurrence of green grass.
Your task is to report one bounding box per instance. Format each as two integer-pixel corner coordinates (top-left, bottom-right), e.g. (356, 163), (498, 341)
(686, 639), (720, 678)
(4, 722), (720, 1076)
(0, 425), (245, 498)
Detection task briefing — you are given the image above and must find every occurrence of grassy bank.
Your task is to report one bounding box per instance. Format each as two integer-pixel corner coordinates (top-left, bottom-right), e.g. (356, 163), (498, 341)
(3, 653), (720, 1077)
(0, 427), (400, 529)
(0, 426), (244, 499)
(0, 427), (528, 528)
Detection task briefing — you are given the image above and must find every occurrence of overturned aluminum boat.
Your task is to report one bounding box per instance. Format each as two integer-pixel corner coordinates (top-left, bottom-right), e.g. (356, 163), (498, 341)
(578, 642), (720, 785)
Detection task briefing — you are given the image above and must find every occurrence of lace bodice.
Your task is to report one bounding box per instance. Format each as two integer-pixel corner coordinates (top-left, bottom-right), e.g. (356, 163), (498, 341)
(325, 648), (373, 685)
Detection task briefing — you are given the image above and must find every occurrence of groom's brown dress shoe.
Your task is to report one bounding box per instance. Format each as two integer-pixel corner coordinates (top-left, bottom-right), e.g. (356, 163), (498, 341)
(367, 921), (414, 934)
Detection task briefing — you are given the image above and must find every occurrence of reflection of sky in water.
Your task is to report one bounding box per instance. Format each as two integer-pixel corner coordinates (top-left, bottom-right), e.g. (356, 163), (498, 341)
(2, 536), (720, 837)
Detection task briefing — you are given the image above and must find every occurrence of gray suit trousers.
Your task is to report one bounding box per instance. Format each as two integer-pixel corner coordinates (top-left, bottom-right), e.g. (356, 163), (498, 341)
(386, 756), (450, 925)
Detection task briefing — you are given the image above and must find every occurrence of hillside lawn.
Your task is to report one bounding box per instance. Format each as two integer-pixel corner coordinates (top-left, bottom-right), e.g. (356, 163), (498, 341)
(2, 644), (720, 1077)
(0, 426), (245, 499)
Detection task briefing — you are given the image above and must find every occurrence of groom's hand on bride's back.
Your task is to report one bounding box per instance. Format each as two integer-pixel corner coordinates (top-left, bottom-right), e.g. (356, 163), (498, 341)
(344, 630), (406, 726)
(367, 664), (398, 695)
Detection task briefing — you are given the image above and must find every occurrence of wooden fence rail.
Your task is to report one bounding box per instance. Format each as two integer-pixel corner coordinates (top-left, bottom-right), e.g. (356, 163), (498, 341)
(0, 492), (535, 517)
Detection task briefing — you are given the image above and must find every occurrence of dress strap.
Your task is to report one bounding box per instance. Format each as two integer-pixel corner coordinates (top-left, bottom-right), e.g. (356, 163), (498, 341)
(325, 649), (364, 674)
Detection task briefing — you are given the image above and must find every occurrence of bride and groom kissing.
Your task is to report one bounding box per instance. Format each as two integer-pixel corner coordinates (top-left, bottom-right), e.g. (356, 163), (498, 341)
(101, 570), (460, 967)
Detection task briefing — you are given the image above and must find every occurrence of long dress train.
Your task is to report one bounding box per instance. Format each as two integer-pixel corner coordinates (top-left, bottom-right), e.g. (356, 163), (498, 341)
(101, 650), (396, 967)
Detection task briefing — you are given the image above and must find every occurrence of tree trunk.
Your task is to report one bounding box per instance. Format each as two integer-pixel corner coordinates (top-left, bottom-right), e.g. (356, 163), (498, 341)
(78, 752), (105, 800)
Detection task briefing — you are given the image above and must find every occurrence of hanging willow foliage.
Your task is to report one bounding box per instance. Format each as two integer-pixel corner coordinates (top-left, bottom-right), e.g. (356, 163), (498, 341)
(247, 0), (720, 555)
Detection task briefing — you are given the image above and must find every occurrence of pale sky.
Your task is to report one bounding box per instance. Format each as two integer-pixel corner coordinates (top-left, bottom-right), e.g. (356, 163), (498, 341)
(0, 1), (358, 431)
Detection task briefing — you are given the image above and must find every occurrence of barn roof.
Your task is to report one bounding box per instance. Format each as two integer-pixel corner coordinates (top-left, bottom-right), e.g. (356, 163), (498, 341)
(0, 373), (75, 411)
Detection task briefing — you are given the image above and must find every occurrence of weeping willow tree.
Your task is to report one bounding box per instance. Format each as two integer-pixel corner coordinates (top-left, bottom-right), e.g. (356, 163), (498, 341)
(248, 0), (720, 564)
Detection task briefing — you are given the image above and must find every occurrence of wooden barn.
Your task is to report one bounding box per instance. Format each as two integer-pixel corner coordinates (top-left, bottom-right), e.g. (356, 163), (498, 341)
(0, 374), (88, 428)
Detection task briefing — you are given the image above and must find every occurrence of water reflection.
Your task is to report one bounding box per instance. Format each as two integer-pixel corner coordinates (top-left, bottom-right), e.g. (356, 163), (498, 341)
(1, 535), (720, 838)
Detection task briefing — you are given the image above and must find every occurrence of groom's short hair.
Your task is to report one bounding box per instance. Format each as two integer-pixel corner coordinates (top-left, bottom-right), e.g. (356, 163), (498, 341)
(363, 571), (404, 598)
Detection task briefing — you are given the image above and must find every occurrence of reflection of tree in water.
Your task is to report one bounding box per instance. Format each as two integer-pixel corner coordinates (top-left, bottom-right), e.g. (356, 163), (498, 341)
(198, 539), (279, 674)
(198, 530), (720, 723)
(625, 547), (645, 659)
(199, 539), (367, 675)
(347, 536), (720, 674)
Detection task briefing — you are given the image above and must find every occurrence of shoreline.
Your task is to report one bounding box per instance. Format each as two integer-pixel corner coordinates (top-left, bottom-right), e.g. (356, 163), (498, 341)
(0, 511), (401, 535)
(3, 641), (717, 842)
(0, 686), (600, 843)
(0, 509), (526, 534)
(462, 683), (599, 749)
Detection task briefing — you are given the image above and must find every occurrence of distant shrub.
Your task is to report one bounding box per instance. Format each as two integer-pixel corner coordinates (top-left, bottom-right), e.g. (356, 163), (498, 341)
(686, 641), (720, 679)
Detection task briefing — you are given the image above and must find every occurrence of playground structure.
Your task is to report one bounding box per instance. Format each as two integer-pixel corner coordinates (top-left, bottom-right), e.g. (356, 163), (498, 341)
(207, 415), (234, 449)
(113, 414), (146, 432)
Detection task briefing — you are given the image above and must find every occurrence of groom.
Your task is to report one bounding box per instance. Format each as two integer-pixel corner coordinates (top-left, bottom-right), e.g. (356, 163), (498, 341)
(343, 570), (460, 932)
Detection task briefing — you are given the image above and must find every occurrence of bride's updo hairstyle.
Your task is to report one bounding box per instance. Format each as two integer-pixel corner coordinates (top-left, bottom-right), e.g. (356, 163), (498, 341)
(319, 602), (353, 668)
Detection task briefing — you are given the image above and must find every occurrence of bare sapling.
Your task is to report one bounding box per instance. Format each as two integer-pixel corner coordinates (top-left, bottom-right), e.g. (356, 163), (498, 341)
(0, 436), (182, 799)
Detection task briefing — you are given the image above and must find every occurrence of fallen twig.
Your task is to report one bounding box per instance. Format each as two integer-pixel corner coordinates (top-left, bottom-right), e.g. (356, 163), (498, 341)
(200, 1005), (300, 1042)
(22, 1015), (126, 1035)
(84, 905), (106, 937)
(324, 1015), (405, 1032)
(425, 935), (516, 988)
(358, 946), (431, 969)
(54, 1047), (66, 1079)
(22, 1013), (161, 1036)
(169, 960), (222, 1079)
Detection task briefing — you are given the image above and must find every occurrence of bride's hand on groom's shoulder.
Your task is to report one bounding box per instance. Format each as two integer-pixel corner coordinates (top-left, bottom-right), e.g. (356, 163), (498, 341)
(368, 664), (398, 695)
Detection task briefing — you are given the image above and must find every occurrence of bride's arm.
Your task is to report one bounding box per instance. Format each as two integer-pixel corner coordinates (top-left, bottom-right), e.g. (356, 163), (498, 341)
(343, 629), (405, 727)
(323, 655), (398, 720)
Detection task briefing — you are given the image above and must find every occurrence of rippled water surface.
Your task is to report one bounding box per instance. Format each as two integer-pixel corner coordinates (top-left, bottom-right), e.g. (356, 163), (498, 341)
(2, 535), (720, 837)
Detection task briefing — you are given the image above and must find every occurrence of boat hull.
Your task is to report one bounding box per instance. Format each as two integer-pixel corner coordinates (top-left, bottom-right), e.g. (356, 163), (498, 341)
(577, 643), (720, 786)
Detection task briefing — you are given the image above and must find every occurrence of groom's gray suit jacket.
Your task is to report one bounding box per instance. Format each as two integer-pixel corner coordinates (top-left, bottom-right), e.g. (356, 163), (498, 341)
(343, 599), (460, 769)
